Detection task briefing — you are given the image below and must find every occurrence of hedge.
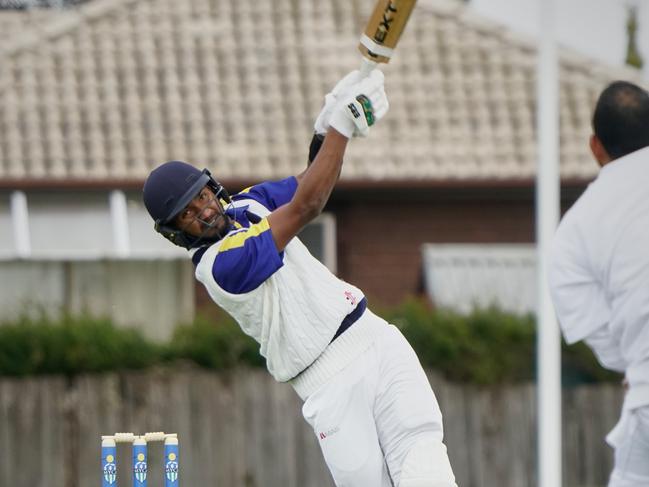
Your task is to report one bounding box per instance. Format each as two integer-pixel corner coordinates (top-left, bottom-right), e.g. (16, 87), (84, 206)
(0, 302), (621, 385)
(382, 299), (621, 385)
(0, 315), (161, 376)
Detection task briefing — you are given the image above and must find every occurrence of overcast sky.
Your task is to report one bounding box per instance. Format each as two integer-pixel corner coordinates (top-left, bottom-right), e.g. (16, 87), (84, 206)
(470, 0), (648, 79)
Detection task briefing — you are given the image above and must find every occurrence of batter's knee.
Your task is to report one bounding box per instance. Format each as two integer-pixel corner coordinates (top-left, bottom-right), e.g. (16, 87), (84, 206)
(398, 437), (458, 487)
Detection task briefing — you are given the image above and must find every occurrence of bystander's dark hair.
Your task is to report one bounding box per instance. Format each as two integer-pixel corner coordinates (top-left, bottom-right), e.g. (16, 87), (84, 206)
(592, 80), (649, 160)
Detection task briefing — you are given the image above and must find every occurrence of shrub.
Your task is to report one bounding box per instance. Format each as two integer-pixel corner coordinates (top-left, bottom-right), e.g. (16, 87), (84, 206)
(167, 314), (265, 369)
(562, 340), (621, 384)
(383, 298), (621, 385)
(0, 315), (160, 376)
(383, 300), (536, 384)
(0, 303), (622, 385)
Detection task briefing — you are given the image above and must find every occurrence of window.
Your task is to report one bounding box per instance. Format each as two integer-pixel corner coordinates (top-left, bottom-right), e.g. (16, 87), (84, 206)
(125, 191), (186, 258)
(0, 194), (12, 258)
(28, 191), (113, 258)
(0, 190), (186, 260)
(298, 213), (337, 273)
(0, 191), (338, 266)
(422, 243), (536, 314)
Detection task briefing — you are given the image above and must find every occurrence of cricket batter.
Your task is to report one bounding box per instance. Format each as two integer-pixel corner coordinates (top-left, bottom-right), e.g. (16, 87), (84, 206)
(549, 80), (649, 487)
(142, 69), (457, 486)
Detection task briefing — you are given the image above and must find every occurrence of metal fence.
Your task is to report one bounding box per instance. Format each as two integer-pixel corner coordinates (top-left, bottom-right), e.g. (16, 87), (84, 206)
(0, 367), (623, 487)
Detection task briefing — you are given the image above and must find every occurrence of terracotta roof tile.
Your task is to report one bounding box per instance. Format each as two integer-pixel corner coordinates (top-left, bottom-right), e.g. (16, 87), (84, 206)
(0, 0), (645, 184)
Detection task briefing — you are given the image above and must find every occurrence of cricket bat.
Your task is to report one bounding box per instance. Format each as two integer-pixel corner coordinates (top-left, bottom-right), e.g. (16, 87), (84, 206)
(358, 0), (418, 75)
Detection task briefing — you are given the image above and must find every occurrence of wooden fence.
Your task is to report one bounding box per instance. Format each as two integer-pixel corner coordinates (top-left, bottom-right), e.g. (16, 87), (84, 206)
(0, 366), (623, 487)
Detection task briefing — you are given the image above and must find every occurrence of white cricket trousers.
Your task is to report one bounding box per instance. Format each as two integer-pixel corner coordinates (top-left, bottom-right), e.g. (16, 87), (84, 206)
(299, 322), (456, 487)
(608, 406), (649, 487)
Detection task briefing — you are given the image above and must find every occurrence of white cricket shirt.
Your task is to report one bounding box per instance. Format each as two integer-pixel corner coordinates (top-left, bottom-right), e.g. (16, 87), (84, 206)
(549, 146), (649, 408)
(190, 177), (378, 383)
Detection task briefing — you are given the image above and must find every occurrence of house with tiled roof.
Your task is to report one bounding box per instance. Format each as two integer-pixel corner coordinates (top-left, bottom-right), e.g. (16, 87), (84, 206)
(0, 0), (645, 336)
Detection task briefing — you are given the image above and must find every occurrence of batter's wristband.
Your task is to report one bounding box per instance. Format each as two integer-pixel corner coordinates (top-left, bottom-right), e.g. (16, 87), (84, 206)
(308, 132), (325, 164)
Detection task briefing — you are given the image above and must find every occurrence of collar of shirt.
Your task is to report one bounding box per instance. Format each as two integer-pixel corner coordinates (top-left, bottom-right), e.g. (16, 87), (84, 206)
(225, 204), (263, 229)
(190, 205), (264, 265)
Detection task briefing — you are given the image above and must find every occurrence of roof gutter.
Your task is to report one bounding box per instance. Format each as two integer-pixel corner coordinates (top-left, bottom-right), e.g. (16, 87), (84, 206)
(0, 176), (593, 192)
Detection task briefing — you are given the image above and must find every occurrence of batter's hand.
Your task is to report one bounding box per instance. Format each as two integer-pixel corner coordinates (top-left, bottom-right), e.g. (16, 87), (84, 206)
(314, 70), (363, 135)
(329, 69), (389, 138)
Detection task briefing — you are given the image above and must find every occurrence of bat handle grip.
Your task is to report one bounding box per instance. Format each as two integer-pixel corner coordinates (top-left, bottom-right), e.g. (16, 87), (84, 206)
(359, 57), (378, 77)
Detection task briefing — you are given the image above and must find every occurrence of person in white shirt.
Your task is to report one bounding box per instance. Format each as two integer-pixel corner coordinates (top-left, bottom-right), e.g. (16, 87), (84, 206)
(549, 80), (649, 487)
(142, 69), (457, 487)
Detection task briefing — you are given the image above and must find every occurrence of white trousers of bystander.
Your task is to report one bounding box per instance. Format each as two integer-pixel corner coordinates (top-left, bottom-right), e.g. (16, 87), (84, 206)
(607, 405), (649, 487)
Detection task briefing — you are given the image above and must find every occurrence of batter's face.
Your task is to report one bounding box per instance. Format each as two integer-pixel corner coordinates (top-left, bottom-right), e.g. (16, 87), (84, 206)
(174, 186), (229, 238)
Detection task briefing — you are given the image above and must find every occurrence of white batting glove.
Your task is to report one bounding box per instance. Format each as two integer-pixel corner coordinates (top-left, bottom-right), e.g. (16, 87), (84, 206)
(314, 70), (363, 135)
(329, 69), (389, 138)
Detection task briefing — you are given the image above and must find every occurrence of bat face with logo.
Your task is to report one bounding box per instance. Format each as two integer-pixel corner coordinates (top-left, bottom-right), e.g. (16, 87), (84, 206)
(358, 0), (418, 66)
(307, 0), (417, 158)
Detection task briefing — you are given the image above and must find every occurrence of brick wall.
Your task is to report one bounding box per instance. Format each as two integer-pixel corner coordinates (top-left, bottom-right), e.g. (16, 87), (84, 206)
(330, 185), (584, 306)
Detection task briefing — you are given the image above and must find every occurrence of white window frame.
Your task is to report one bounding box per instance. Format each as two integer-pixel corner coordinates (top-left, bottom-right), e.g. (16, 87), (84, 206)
(10, 190), (31, 258)
(300, 213), (337, 273)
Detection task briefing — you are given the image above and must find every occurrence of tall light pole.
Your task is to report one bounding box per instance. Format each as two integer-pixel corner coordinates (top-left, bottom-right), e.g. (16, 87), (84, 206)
(536, 1), (562, 486)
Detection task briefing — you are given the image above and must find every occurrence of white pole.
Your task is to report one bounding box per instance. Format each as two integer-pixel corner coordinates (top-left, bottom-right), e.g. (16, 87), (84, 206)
(10, 190), (31, 258)
(536, 1), (562, 487)
(109, 190), (131, 258)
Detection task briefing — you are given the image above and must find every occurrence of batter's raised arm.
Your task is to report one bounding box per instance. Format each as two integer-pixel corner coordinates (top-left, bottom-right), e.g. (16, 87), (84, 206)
(268, 69), (388, 251)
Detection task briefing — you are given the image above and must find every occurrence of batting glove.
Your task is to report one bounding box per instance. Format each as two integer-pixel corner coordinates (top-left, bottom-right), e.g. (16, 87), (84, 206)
(329, 69), (389, 138)
(314, 70), (364, 135)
